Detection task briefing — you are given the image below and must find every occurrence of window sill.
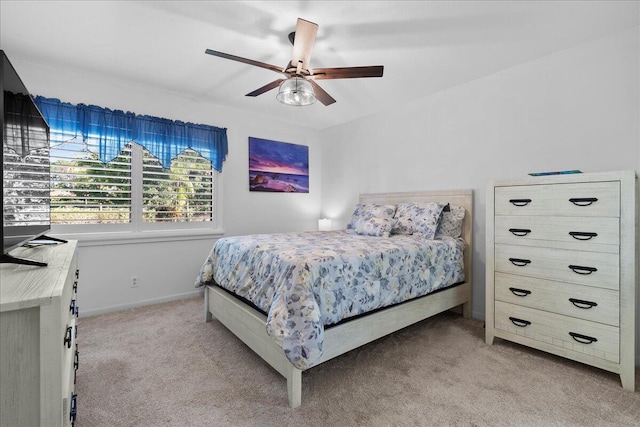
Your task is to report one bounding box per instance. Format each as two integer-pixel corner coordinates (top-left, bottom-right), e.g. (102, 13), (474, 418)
(50, 228), (224, 247)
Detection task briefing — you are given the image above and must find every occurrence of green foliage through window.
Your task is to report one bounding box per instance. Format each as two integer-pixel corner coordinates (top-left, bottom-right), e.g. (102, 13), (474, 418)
(142, 148), (213, 222)
(50, 139), (214, 225)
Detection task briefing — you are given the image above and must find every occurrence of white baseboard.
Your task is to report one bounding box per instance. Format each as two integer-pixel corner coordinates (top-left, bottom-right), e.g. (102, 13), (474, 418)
(79, 289), (204, 318)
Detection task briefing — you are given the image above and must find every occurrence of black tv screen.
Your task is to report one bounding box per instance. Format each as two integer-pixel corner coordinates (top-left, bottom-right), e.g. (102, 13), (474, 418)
(1, 50), (51, 255)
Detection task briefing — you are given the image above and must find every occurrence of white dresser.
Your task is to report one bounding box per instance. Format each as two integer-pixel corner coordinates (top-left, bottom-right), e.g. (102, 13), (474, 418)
(485, 170), (638, 390)
(1, 240), (79, 426)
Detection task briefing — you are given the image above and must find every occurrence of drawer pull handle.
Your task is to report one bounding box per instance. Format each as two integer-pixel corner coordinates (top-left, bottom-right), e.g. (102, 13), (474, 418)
(569, 332), (598, 344)
(70, 299), (79, 317)
(74, 344), (79, 385)
(509, 199), (532, 207)
(568, 265), (597, 275)
(509, 317), (531, 327)
(509, 228), (531, 237)
(64, 326), (73, 349)
(509, 287), (532, 297)
(569, 231), (598, 241)
(569, 298), (598, 309)
(70, 392), (78, 423)
(509, 258), (531, 267)
(569, 197), (598, 207)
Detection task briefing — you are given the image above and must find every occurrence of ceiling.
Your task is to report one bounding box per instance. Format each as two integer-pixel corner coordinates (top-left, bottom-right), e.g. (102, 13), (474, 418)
(1, 1), (638, 130)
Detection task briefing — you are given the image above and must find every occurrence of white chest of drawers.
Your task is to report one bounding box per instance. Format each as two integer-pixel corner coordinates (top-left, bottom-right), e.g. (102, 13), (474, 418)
(485, 171), (638, 390)
(1, 241), (79, 426)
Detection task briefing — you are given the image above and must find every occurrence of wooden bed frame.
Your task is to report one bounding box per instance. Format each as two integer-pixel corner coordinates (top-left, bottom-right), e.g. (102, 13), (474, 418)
(204, 189), (473, 408)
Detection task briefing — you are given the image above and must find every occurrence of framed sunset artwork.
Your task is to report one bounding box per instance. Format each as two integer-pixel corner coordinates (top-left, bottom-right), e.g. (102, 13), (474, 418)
(248, 137), (309, 193)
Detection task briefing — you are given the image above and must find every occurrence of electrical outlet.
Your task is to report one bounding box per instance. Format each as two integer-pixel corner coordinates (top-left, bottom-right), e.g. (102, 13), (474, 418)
(130, 276), (139, 288)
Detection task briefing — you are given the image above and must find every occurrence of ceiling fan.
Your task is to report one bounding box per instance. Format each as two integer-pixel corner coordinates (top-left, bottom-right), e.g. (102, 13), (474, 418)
(205, 18), (384, 106)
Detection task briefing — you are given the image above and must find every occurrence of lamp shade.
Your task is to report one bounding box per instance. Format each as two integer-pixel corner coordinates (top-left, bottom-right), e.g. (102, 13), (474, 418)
(318, 218), (332, 231)
(276, 77), (316, 106)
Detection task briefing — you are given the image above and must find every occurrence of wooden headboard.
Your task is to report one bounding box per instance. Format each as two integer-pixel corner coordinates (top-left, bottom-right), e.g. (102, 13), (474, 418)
(359, 189), (474, 291)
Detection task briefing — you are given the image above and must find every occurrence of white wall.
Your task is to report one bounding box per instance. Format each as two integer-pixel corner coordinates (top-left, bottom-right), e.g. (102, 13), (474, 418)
(320, 28), (640, 361)
(9, 58), (322, 316)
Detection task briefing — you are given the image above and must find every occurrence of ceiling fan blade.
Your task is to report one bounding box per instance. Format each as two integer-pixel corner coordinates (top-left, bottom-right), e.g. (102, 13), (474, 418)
(205, 49), (284, 74)
(308, 80), (336, 106)
(310, 66), (384, 80)
(291, 18), (318, 71)
(245, 79), (286, 97)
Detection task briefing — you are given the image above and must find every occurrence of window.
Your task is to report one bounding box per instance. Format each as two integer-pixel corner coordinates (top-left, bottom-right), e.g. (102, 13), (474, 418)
(50, 137), (216, 231)
(33, 95), (227, 236)
(142, 147), (213, 223)
(50, 138), (132, 225)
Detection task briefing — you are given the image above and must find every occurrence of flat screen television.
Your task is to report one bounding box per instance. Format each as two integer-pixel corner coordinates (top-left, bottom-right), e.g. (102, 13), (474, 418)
(1, 50), (57, 266)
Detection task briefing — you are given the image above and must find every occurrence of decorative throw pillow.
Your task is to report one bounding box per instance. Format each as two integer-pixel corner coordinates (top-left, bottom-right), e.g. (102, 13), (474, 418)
(347, 204), (363, 230)
(392, 202), (446, 239)
(435, 205), (466, 239)
(347, 203), (396, 237)
(391, 203), (418, 235)
(435, 206), (465, 239)
(411, 203), (447, 239)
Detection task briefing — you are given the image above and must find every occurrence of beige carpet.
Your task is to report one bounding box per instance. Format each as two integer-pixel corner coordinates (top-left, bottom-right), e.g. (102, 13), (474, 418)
(75, 297), (639, 426)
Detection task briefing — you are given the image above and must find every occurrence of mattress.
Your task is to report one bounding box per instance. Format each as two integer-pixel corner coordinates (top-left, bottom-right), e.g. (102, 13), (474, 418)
(195, 230), (465, 369)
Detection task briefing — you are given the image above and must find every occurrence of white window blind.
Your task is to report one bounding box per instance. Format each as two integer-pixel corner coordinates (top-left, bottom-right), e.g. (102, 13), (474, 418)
(49, 136), (214, 228)
(50, 138), (132, 225)
(142, 147), (213, 223)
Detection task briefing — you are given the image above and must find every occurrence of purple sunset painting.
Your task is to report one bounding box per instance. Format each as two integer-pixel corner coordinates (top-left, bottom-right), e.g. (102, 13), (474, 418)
(248, 137), (309, 193)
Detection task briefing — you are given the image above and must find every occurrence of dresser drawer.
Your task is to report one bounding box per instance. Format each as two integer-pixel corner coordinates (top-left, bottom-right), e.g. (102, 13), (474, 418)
(495, 182), (620, 217)
(60, 264), (78, 325)
(495, 244), (619, 290)
(495, 216), (619, 253)
(62, 316), (77, 392)
(495, 273), (619, 326)
(495, 301), (619, 363)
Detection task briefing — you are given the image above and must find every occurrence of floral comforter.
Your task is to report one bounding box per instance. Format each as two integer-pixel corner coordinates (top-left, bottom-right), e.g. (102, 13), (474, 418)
(195, 230), (465, 370)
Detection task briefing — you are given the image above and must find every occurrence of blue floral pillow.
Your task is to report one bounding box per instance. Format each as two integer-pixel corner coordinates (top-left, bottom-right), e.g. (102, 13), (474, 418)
(346, 204), (365, 231)
(392, 202), (446, 239)
(435, 205), (465, 239)
(347, 203), (396, 237)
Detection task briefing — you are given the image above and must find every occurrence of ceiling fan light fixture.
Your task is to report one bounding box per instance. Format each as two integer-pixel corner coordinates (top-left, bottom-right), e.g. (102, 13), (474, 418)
(276, 77), (316, 106)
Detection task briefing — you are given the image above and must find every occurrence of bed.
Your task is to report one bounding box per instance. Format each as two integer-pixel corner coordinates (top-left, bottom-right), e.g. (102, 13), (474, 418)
(196, 189), (473, 408)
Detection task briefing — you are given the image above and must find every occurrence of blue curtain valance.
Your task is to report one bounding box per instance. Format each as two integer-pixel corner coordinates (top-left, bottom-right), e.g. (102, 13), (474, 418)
(34, 96), (228, 171)
(33, 96), (77, 136)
